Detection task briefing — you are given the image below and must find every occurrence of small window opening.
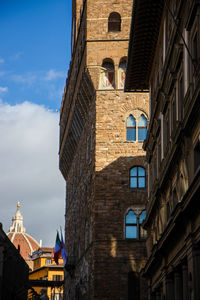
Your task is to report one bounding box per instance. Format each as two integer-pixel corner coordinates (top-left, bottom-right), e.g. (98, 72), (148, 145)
(108, 12), (121, 32)
(130, 166), (146, 188)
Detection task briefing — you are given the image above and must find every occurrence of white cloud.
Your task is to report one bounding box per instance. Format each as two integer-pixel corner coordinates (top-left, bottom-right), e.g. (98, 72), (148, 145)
(0, 58), (4, 64)
(0, 87), (8, 93)
(44, 69), (65, 81)
(0, 101), (65, 246)
(11, 73), (37, 85)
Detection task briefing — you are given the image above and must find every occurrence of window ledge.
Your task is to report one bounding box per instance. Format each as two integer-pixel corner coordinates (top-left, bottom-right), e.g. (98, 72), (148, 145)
(124, 140), (144, 143)
(130, 188), (146, 190)
(124, 238), (146, 242)
(98, 88), (115, 91)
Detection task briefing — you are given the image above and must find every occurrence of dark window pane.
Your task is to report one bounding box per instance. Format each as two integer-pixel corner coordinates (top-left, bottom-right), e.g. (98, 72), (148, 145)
(108, 12), (121, 32)
(126, 226), (137, 238)
(102, 62), (114, 71)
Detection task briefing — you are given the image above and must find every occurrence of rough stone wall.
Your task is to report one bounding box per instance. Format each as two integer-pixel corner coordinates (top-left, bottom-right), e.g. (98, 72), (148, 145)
(60, 1), (149, 299)
(63, 95), (96, 299)
(87, 0), (131, 40)
(92, 91), (148, 299)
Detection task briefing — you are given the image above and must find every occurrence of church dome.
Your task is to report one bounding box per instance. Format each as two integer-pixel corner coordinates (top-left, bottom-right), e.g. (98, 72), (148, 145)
(7, 203), (40, 262)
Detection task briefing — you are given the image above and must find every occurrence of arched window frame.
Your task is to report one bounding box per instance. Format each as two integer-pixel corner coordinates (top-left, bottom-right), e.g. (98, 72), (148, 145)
(130, 166), (146, 189)
(126, 115), (136, 141)
(125, 209), (146, 240)
(138, 114), (148, 141)
(108, 12), (121, 32)
(118, 58), (127, 89)
(126, 112), (148, 142)
(99, 59), (115, 90)
(125, 210), (137, 239)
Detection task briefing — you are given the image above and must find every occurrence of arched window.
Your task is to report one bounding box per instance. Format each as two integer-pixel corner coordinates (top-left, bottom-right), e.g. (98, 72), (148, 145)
(99, 60), (115, 89)
(125, 210), (137, 239)
(130, 166), (146, 188)
(125, 210), (146, 240)
(126, 115), (136, 141)
(138, 114), (147, 141)
(108, 12), (121, 32)
(118, 59), (127, 89)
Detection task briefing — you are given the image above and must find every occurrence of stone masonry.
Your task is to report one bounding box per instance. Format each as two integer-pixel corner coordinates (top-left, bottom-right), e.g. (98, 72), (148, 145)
(59, 1), (149, 299)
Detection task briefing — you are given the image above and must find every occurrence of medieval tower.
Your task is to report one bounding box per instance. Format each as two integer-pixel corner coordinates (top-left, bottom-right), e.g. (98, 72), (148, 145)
(59, 0), (149, 299)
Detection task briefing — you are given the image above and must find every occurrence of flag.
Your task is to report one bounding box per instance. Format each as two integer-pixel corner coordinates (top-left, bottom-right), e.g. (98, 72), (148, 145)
(60, 229), (68, 266)
(54, 231), (61, 265)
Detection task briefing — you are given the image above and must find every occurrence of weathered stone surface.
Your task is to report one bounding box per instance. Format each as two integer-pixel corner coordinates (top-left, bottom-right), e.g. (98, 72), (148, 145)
(59, 1), (149, 299)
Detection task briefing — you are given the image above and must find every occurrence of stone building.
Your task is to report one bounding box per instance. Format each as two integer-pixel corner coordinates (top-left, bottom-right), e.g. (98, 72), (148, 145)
(59, 0), (149, 299)
(0, 223), (29, 300)
(29, 247), (64, 299)
(125, 0), (200, 299)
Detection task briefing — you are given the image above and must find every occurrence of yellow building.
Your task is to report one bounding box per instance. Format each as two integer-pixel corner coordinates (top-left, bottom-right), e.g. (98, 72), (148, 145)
(29, 247), (64, 300)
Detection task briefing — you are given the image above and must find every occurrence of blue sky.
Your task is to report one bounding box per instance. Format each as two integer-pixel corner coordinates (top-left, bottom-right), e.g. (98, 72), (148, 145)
(0, 0), (72, 111)
(0, 0), (72, 246)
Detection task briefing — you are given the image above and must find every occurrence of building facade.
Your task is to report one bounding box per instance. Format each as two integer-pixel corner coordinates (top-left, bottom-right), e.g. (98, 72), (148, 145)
(0, 223), (29, 300)
(29, 247), (64, 299)
(126, 0), (200, 299)
(59, 0), (149, 299)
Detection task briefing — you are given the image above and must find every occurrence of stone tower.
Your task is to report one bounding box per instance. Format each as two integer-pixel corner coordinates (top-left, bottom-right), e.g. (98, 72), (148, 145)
(59, 0), (149, 299)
